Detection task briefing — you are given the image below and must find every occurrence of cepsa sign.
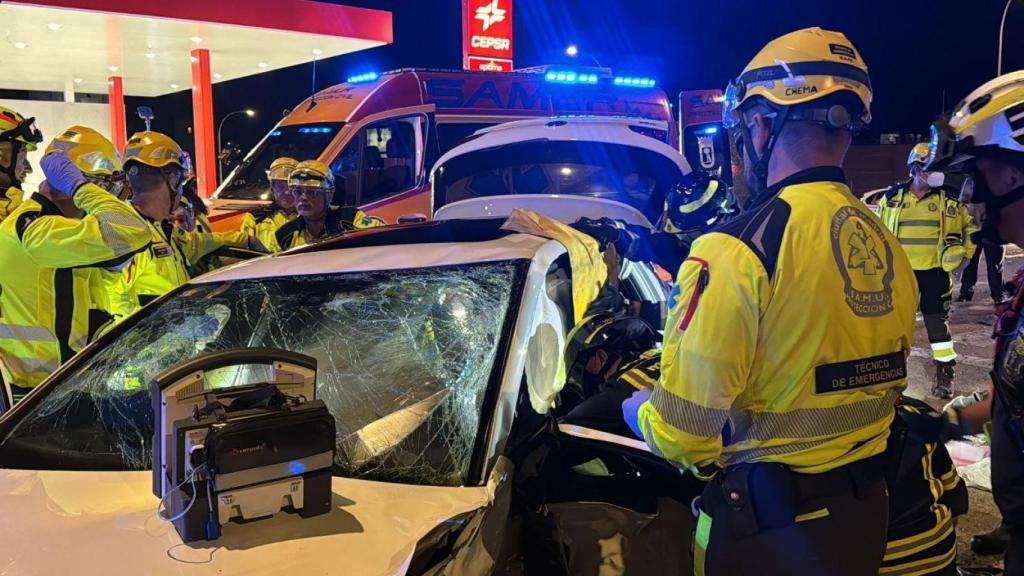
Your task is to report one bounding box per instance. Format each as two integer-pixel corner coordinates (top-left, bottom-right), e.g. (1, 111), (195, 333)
(463, 0), (513, 72)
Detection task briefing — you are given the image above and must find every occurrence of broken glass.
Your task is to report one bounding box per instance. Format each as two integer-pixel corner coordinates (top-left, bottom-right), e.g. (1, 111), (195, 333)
(0, 262), (524, 487)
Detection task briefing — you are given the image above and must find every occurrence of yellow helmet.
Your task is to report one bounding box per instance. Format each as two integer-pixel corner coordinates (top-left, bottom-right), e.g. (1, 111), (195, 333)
(288, 160), (335, 191)
(124, 131), (184, 169)
(44, 126), (123, 176)
(930, 71), (1024, 171)
(267, 157), (298, 181)
(907, 143), (931, 167)
(0, 105), (43, 152)
(722, 27), (872, 130)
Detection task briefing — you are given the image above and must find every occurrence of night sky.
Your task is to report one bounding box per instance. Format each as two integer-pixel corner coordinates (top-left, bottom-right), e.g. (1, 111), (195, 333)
(132, 0), (1024, 159)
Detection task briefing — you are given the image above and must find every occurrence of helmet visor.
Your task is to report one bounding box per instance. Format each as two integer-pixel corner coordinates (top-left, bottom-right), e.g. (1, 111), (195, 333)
(722, 80), (744, 129)
(0, 117), (43, 151)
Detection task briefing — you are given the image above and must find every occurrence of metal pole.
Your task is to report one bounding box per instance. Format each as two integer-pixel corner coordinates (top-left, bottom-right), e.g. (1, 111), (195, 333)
(999, 0), (1016, 76)
(217, 110), (244, 183)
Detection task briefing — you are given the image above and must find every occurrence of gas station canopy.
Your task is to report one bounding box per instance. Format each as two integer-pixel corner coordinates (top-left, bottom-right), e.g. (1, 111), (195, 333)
(0, 0), (393, 97)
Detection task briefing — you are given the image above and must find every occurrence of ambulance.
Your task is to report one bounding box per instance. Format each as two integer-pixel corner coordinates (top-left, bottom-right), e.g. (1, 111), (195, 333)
(209, 66), (674, 229)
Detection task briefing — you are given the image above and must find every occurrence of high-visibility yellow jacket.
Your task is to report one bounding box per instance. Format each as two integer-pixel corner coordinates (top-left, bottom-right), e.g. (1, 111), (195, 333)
(266, 207), (382, 252)
(0, 185), (150, 388)
(254, 209), (296, 251)
(111, 210), (249, 317)
(0, 186), (23, 224)
(638, 167), (918, 477)
(877, 183), (976, 271)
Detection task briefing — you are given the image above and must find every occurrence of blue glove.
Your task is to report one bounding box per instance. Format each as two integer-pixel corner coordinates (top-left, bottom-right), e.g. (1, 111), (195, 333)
(621, 387), (652, 439)
(41, 152), (88, 196)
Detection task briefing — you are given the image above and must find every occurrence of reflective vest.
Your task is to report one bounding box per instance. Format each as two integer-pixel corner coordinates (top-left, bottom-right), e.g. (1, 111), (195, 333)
(268, 207), (382, 252)
(112, 210), (249, 317)
(0, 186), (22, 224)
(877, 183), (976, 271)
(639, 167), (918, 477)
(255, 209), (296, 251)
(0, 186), (150, 387)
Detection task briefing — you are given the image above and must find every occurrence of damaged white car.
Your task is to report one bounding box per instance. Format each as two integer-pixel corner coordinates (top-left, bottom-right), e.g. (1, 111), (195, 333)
(0, 215), (702, 575)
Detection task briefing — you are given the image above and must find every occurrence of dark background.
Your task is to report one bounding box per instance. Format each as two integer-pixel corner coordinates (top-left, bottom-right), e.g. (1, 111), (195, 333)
(129, 0), (1024, 167)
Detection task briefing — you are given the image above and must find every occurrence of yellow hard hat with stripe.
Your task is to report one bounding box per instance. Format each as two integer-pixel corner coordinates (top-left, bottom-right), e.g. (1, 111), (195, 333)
(288, 160), (335, 190)
(123, 131), (184, 169)
(907, 143), (931, 167)
(722, 27), (872, 130)
(0, 105), (43, 152)
(267, 157), (298, 181)
(44, 126), (123, 176)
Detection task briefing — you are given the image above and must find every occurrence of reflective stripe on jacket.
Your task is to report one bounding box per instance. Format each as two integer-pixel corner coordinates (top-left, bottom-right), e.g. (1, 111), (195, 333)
(877, 183), (977, 270)
(0, 185), (150, 387)
(111, 210), (249, 318)
(638, 167), (918, 476)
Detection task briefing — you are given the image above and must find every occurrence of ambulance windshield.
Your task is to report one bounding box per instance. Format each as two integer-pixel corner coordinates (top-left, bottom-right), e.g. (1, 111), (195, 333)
(434, 140), (685, 222)
(218, 123), (344, 201)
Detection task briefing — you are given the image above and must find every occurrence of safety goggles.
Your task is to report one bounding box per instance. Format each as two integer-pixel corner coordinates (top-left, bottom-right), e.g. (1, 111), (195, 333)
(291, 185), (328, 198)
(270, 179), (292, 195)
(0, 117), (44, 150)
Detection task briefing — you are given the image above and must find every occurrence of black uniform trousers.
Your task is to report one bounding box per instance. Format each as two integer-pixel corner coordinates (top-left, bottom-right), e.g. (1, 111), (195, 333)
(915, 268), (954, 349)
(992, 397), (1024, 575)
(961, 242), (1006, 301)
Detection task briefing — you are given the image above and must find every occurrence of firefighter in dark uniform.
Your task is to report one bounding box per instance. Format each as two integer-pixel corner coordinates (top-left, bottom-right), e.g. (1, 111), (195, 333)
(625, 28), (919, 576)
(558, 312), (659, 435)
(884, 396), (969, 576)
(929, 70), (1024, 575)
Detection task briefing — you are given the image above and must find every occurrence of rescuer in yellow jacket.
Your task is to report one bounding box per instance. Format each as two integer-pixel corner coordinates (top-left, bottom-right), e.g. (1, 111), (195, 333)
(266, 160), (383, 252)
(0, 106), (44, 224)
(254, 157), (299, 248)
(878, 144), (976, 399)
(0, 135), (149, 396)
(112, 132), (251, 317)
(626, 28), (918, 576)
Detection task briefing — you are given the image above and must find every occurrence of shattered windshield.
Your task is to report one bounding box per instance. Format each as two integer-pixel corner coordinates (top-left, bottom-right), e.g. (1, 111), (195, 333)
(0, 262), (524, 487)
(217, 122), (344, 201)
(434, 140), (684, 223)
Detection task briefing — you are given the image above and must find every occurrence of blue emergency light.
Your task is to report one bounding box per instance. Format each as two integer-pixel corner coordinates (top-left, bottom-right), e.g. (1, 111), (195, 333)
(697, 126), (719, 135)
(298, 127), (333, 134)
(613, 76), (656, 88)
(347, 72), (379, 84)
(270, 130), (282, 137)
(544, 71), (599, 85)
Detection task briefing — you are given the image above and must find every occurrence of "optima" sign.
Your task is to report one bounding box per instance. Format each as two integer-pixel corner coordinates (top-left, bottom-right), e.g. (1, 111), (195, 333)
(463, 0), (513, 72)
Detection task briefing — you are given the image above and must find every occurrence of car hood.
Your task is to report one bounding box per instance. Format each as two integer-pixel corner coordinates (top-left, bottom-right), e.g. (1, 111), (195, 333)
(0, 469), (492, 575)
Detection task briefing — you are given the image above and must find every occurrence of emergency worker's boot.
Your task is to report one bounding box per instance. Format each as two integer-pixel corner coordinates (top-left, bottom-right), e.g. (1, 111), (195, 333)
(931, 361), (955, 400)
(971, 523), (1010, 556)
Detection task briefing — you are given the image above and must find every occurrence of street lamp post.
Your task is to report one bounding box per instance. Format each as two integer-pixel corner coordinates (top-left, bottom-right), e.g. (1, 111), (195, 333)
(217, 109), (255, 182)
(999, 0), (1018, 75)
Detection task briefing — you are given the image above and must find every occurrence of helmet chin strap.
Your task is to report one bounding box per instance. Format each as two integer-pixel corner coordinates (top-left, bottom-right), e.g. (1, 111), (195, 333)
(738, 105), (790, 199)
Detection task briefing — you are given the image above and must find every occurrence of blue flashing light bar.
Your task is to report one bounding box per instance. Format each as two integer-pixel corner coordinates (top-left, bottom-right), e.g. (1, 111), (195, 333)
(347, 71), (379, 83)
(613, 76), (656, 88)
(697, 126), (719, 135)
(544, 70), (600, 85)
(298, 127), (333, 134)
